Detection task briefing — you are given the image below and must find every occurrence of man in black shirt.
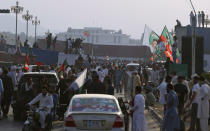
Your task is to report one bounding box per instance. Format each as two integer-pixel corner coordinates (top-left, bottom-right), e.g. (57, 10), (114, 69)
(174, 76), (189, 115)
(86, 73), (105, 94)
(0, 68), (13, 117)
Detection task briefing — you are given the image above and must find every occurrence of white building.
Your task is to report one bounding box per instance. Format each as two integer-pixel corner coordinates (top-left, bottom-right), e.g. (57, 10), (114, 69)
(56, 27), (142, 45)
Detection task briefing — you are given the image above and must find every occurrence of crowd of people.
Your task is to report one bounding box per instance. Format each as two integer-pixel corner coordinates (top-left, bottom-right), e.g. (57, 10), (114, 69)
(156, 73), (210, 131)
(190, 11), (209, 27)
(0, 54), (209, 131)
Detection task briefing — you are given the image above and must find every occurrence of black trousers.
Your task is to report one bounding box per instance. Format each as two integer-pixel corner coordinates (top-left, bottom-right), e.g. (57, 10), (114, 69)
(189, 103), (201, 131)
(1, 96), (11, 116)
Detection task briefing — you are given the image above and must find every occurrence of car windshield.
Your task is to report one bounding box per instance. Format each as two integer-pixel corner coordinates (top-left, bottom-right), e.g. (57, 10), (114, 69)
(71, 98), (119, 112)
(20, 74), (58, 84)
(126, 65), (138, 71)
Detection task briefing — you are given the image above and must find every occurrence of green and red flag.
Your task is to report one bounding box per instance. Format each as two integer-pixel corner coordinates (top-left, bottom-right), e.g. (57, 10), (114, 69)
(58, 59), (68, 73)
(149, 31), (159, 53)
(83, 31), (90, 37)
(158, 26), (174, 45)
(158, 26), (174, 62)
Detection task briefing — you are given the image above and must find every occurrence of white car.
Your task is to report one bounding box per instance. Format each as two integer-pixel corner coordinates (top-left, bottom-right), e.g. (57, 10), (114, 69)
(64, 94), (125, 131)
(126, 63), (139, 71)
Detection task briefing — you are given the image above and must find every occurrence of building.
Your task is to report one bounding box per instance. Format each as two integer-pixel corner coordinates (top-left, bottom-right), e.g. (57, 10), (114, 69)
(56, 27), (142, 45)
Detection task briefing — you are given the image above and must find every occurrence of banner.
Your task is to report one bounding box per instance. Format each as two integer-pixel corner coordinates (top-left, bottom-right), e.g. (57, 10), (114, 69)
(67, 69), (87, 91)
(142, 25), (159, 53)
(169, 64), (188, 77)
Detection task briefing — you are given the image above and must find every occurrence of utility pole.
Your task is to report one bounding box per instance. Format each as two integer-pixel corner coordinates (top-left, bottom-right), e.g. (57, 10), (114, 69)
(11, 1), (23, 55)
(32, 16), (40, 46)
(22, 10), (33, 41)
(189, 0), (196, 75)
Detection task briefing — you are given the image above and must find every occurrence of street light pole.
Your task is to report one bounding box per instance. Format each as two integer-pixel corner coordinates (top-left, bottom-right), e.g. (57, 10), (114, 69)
(11, 1), (23, 54)
(32, 16), (40, 46)
(189, 0), (196, 75)
(22, 10), (33, 41)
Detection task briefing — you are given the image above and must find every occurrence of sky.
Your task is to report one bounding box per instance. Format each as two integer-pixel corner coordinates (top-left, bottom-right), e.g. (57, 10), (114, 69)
(1, 0), (210, 39)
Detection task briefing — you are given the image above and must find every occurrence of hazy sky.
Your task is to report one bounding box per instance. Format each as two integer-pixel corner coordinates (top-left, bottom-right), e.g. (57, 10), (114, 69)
(1, 0), (210, 38)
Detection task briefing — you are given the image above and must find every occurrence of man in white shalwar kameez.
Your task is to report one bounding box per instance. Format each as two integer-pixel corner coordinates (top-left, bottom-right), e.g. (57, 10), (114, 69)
(28, 87), (54, 130)
(131, 87), (147, 131)
(197, 77), (209, 131)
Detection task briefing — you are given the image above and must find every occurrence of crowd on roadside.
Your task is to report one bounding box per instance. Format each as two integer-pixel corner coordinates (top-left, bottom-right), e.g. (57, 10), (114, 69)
(156, 72), (210, 131)
(0, 54), (209, 130)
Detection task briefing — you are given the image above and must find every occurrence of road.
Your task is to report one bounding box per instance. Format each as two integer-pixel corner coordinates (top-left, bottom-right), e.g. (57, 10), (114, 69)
(0, 91), (160, 131)
(0, 108), (160, 131)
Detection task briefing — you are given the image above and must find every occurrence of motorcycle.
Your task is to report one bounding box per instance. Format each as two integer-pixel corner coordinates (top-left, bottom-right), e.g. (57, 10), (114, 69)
(22, 106), (52, 131)
(56, 103), (68, 121)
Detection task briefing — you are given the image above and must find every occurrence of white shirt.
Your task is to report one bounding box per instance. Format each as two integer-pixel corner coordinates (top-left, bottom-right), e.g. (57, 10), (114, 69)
(158, 81), (167, 105)
(29, 93), (54, 111)
(198, 84), (209, 100)
(8, 71), (17, 87)
(131, 94), (145, 114)
(197, 84), (209, 119)
(67, 40), (71, 48)
(102, 68), (109, 76)
(17, 72), (24, 82)
(25, 83), (33, 91)
(172, 75), (178, 85)
(0, 79), (4, 93)
(131, 94), (147, 131)
(97, 71), (105, 82)
(192, 83), (200, 104)
(150, 70), (159, 84)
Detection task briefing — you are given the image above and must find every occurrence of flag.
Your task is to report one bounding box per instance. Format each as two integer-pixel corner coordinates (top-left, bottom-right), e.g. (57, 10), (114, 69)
(36, 62), (42, 67)
(58, 59), (68, 73)
(66, 69), (87, 92)
(24, 55), (29, 71)
(142, 25), (159, 53)
(83, 31), (90, 37)
(158, 26), (174, 45)
(158, 26), (174, 62)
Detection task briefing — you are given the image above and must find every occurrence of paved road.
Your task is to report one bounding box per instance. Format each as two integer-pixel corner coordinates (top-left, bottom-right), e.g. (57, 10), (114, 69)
(0, 108), (160, 131)
(0, 91), (160, 131)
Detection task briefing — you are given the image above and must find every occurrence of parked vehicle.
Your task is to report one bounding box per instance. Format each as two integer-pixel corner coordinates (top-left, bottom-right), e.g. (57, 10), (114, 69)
(13, 72), (59, 121)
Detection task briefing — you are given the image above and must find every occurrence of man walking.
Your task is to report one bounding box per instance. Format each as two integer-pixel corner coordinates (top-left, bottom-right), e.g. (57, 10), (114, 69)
(162, 84), (180, 131)
(197, 76), (209, 131)
(186, 76), (201, 131)
(114, 67), (122, 93)
(0, 78), (3, 119)
(8, 66), (17, 91)
(130, 86), (146, 131)
(0, 68), (13, 118)
(157, 75), (172, 113)
(174, 76), (189, 115)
